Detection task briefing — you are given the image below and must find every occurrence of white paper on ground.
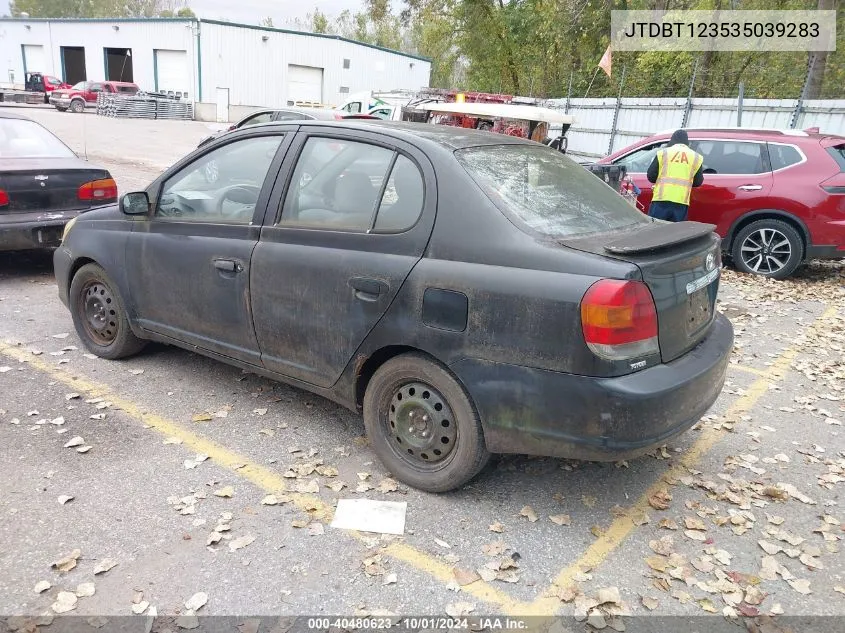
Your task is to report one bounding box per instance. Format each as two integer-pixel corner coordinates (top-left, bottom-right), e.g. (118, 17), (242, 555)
(330, 499), (407, 535)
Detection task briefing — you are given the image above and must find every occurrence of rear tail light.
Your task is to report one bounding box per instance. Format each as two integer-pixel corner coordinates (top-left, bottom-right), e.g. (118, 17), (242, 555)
(581, 279), (659, 362)
(0, 189), (8, 206)
(78, 178), (117, 202)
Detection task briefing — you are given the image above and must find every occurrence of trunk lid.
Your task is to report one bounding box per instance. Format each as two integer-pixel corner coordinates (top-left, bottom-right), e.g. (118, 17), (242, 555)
(0, 162), (110, 214)
(564, 221), (722, 363)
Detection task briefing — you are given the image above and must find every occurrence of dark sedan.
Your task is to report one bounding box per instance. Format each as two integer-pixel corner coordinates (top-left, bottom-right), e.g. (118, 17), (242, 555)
(54, 121), (733, 492)
(0, 111), (117, 252)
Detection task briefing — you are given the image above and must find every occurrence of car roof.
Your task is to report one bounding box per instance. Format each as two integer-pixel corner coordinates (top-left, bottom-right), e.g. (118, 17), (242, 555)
(290, 120), (536, 149)
(652, 126), (844, 141)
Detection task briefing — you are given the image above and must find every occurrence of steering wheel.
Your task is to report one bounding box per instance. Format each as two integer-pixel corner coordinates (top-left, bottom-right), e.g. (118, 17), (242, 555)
(216, 184), (261, 218)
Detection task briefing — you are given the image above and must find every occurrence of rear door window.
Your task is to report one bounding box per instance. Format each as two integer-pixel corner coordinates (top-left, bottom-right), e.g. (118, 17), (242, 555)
(690, 140), (766, 174)
(280, 137), (394, 231)
(768, 144), (803, 171)
(458, 144), (648, 239)
(826, 144), (845, 171)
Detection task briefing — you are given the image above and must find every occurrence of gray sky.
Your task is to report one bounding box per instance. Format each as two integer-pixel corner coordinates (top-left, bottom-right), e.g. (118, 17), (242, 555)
(189, 0), (362, 27)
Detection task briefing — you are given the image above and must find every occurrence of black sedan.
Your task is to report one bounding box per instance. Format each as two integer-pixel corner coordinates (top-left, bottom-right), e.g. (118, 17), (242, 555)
(54, 121), (733, 492)
(0, 111), (117, 252)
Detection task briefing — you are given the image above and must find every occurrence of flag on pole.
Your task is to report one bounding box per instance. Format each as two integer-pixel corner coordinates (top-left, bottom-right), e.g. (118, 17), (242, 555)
(599, 45), (612, 78)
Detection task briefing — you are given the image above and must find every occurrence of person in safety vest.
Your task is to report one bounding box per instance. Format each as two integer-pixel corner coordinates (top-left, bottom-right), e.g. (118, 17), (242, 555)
(646, 129), (704, 222)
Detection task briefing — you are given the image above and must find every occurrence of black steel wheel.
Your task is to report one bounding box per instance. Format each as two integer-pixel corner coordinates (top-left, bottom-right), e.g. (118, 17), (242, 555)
(363, 353), (489, 492)
(731, 218), (803, 279)
(69, 263), (146, 359)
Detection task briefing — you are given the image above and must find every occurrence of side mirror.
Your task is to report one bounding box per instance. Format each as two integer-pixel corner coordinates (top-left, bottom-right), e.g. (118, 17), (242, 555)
(120, 191), (150, 215)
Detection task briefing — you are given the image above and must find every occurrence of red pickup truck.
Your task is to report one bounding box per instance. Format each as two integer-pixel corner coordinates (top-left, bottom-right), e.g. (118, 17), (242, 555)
(50, 81), (139, 113)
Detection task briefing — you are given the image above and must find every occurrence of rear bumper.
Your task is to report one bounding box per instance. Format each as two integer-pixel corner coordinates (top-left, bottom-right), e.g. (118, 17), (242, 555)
(0, 212), (77, 251)
(808, 220), (845, 259)
(450, 313), (734, 461)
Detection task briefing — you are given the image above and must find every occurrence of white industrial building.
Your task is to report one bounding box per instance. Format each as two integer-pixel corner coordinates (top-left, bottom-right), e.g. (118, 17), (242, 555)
(0, 17), (431, 121)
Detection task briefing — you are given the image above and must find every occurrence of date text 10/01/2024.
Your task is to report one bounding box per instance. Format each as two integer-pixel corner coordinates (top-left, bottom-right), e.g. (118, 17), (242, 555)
(306, 618), (529, 630)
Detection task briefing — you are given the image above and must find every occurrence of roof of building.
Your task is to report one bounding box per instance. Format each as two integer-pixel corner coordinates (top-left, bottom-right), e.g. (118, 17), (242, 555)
(0, 16), (432, 64)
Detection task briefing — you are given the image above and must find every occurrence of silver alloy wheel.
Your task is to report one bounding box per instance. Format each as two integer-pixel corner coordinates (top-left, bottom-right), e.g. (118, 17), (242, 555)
(739, 227), (792, 274)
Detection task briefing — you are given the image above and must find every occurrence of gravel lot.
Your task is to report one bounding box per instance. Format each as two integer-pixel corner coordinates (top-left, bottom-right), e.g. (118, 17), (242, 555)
(1, 105), (844, 631)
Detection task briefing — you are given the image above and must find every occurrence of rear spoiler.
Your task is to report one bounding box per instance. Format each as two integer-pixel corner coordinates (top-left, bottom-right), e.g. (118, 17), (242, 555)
(603, 221), (717, 255)
(820, 136), (845, 149)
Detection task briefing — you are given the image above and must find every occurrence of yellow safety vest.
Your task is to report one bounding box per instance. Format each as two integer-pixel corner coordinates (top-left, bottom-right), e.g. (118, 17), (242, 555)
(653, 144), (704, 205)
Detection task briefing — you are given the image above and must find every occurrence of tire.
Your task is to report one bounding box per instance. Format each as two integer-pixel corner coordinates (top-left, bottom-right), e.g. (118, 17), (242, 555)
(731, 218), (804, 279)
(70, 99), (85, 114)
(363, 353), (490, 493)
(69, 263), (146, 360)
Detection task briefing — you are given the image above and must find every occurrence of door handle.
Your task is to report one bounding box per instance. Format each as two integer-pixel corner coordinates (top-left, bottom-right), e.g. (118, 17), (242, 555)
(349, 277), (388, 301)
(213, 258), (242, 272)
(737, 184), (763, 191)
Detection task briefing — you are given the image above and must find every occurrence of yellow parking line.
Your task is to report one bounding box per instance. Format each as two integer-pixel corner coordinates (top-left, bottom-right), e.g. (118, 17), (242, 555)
(516, 304), (839, 616)
(0, 341), (522, 612)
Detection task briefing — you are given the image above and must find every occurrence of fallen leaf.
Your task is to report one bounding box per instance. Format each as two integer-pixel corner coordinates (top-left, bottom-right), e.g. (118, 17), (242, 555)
(128, 369), (144, 375)
(640, 595), (659, 610)
(376, 478), (399, 493)
(833, 586), (845, 595)
(787, 579), (812, 595)
(51, 591), (78, 614)
(33, 580), (51, 594)
(382, 572), (398, 586)
(684, 529), (707, 541)
(229, 534), (256, 552)
(648, 489), (672, 510)
(478, 567), (497, 582)
(326, 480), (347, 492)
(57, 495), (74, 505)
(649, 536), (674, 556)
(671, 589), (692, 604)
(214, 486), (234, 498)
(453, 568), (480, 586)
(253, 408), (268, 415)
(434, 538), (451, 549)
(520, 505), (538, 522)
(192, 413), (213, 422)
(261, 494), (287, 506)
(489, 521), (505, 533)
(482, 540), (507, 556)
(558, 586), (579, 602)
(63, 436), (84, 448)
(357, 472), (371, 481)
(184, 592), (208, 612)
(291, 519), (310, 528)
(645, 556), (668, 572)
(52, 549), (81, 573)
(131, 601), (149, 615)
(759, 540), (782, 555)
(549, 514), (571, 526)
(50, 417), (65, 426)
(766, 513), (785, 525)
(698, 598), (717, 613)
(596, 586), (621, 606)
(744, 585), (766, 606)
(93, 558), (117, 575)
(75, 582), (95, 597)
(658, 518), (679, 530)
(799, 553), (823, 570)
(90, 413), (106, 420)
(76, 445), (92, 453)
(684, 516), (707, 531)
(445, 602), (475, 617)
(294, 479), (320, 494)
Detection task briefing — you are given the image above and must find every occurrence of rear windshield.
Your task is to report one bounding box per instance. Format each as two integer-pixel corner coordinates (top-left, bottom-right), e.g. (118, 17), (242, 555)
(0, 118), (75, 158)
(826, 145), (845, 171)
(457, 144), (648, 239)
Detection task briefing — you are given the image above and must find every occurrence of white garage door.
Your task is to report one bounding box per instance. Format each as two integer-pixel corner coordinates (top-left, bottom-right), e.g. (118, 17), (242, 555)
(23, 45), (46, 74)
(155, 49), (189, 97)
(287, 65), (323, 104)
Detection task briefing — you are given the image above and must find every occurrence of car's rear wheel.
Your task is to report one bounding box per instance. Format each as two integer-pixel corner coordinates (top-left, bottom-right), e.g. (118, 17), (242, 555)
(69, 263), (146, 359)
(731, 219), (803, 279)
(363, 353), (489, 492)
(70, 99), (84, 114)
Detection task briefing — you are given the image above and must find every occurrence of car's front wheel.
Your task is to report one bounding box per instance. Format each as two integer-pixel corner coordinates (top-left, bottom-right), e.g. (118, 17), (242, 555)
(70, 99), (85, 113)
(731, 218), (804, 279)
(69, 263), (146, 359)
(363, 353), (490, 492)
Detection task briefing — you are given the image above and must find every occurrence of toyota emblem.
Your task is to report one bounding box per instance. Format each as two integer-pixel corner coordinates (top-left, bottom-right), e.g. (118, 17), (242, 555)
(705, 253), (715, 271)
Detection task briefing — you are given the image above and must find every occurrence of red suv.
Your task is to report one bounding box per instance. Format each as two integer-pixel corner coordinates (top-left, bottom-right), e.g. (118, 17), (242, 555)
(599, 128), (845, 278)
(50, 81), (139, 114)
